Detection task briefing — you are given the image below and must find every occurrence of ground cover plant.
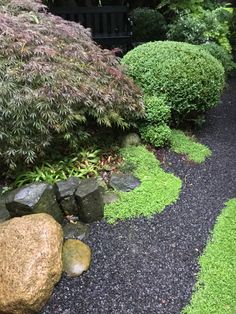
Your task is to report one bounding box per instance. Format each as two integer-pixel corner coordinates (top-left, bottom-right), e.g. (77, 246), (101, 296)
(170, 130), (212, 163)
(104, 145), (182, 223)
(183, 199), (236, 314)
(122, 41), (225, 124)
(0, 0), (144, 171)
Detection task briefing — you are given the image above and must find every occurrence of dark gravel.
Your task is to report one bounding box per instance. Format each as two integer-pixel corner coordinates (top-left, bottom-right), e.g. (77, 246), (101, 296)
(41, 79), (236, 314)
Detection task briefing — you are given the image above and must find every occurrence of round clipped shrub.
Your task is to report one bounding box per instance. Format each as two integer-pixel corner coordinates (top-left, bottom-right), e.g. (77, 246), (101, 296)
(139, 124), (171, 147)
(122, 41), (225, 122)
(200, 42), (236, 76)
(131, 8), (167, 42)
(144, 96), (171, 124)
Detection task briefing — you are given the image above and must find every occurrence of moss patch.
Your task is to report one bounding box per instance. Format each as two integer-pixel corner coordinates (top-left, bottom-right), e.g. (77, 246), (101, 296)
(170, 129), (212, 163)
(182, 199), (236, 314)
(104, 146), (182, 223)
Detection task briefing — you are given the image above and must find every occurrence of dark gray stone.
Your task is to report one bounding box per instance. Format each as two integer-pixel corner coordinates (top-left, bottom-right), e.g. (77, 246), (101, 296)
(0, 197), (10, 223)
(5, 183), (63, 224)
(109, 173), (141, 192)
(54, 177), (80, 215)
(122, 133), (141, 147)
(75, 178), (104, 223)
(96, 177), (108, 195)
(63, 221), (90, 240)
(103, 191), (119, 204)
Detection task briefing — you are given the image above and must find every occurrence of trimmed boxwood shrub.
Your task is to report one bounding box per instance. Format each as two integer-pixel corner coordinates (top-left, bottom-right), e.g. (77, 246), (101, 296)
(0, 0), (144, 170)
(122, 41), (225, 123)
(200, 42), (236, 76)
(131, 7), (167, 42)
(139, 123), (171, 147)
(144, 96), (171, 124)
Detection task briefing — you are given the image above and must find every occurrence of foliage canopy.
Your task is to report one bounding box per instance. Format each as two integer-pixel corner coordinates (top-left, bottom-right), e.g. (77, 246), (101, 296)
(0, 0), (144, 170)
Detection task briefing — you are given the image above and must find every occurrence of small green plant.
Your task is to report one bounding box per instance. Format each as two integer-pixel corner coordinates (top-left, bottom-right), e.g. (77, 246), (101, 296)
(170, 129), (212, 163)
(15, 150), (100, 186)
(138, 96), (171, 147)
(182, 199), (236, 314)
(0, 186), (12, 196)
(105, 146), (182, 223)
(122, 41), (225, 124)
(140, 124), (171, 147)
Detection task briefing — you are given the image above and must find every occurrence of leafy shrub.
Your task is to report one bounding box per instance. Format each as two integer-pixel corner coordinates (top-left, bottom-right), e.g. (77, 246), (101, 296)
(167, 7), (233, 52)
(0, 0), (144, 170)
(139, 124), (171, 147)
(200, 43), (236, 76)
(122, 41), (225, 123)
(157, 0), (218, 12)
(131, 7), (167, 42)
(144, 96), (171, 124)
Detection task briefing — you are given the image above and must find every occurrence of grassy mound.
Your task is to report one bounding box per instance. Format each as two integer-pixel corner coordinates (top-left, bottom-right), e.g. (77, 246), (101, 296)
(104, 146), (182, 223)
(170, 130), (212, 163)
(183, 199), (236, 314)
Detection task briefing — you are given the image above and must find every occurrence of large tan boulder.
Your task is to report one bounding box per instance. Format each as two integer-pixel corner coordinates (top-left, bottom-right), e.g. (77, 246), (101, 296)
(0, 213), (63, 314)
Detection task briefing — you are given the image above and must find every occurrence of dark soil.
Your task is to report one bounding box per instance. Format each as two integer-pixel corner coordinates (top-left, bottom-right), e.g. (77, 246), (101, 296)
(41, 78), (236, 314)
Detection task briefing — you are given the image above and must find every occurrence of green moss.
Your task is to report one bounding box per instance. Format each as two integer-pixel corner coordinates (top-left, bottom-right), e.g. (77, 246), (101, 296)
(170, 129), (212, 163)
(104, 146), (182, 224)
(182, 199), (236, 314)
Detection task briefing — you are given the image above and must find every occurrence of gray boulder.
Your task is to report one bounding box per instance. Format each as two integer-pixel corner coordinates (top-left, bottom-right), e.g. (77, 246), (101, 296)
(110, 173), (141, 192)
(75, 178), (104, 223)
(102, 191), (119, 204)
(96, 176), (108, 195)
(122, 133), (141, 147)
(0, 197), (10, 223)
(54, 177), (80, 215)
(6, 183), (63, 223)
(63, 221), (90, 240)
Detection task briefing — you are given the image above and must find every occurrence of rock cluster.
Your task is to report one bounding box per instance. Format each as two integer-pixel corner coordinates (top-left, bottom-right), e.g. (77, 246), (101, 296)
(1, 171), (141, 226)
(0, 160), (142, 313)
(0, 214), (93, 313)
(0, 133), (143, 314)
(1, 177), (105, 224)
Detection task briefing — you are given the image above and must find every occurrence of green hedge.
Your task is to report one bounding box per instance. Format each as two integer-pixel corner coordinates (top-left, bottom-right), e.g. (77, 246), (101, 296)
(122, 41), (225, 123)
(200, 42), (236, 76)
(131, 7), (167, 42)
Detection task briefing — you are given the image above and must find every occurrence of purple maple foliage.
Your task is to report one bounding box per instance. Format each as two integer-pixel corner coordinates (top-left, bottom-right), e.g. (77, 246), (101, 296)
(0, 0), (144, 169)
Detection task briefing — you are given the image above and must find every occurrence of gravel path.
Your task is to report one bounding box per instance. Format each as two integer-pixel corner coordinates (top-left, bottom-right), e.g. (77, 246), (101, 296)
(41, 79), (236, 314)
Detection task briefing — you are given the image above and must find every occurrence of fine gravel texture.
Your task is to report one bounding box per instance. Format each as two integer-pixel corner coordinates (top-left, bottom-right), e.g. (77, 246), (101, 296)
(41, 79), (236, 314)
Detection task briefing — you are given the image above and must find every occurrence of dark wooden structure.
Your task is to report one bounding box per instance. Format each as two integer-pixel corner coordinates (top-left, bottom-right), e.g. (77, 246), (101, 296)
(51, 5), (132, 47)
